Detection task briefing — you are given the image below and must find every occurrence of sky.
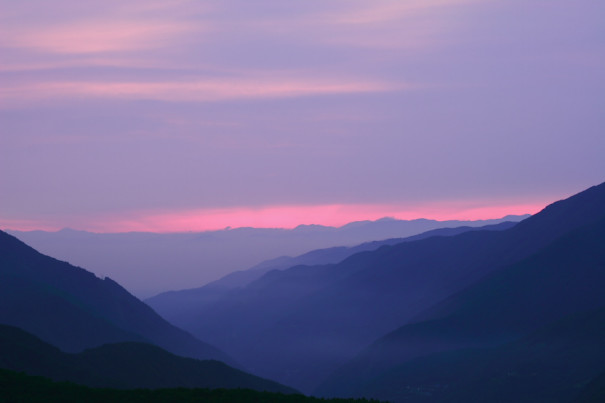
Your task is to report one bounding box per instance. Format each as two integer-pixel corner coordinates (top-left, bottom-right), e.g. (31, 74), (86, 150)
(1, 0), (604, 232)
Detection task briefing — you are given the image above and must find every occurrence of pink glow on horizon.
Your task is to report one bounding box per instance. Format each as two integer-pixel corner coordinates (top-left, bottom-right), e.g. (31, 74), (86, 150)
(1, 201), (547, 233)
(0, 219), (61, 233)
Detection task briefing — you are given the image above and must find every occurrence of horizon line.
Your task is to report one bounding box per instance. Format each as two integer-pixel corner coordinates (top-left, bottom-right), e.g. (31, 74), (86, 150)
(3, 213), (534, 235)
(1, 200), (543, 234)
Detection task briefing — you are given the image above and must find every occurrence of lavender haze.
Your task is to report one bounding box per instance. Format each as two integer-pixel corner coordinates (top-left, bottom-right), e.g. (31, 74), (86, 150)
(0, 0), (603, 231)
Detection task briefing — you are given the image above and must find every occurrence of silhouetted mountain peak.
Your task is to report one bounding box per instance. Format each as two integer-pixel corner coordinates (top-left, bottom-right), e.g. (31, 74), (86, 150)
(514, 181), (605, 233)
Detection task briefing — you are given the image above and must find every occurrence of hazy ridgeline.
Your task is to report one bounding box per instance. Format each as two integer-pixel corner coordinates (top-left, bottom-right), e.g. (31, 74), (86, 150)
(8, 216), (527, 298)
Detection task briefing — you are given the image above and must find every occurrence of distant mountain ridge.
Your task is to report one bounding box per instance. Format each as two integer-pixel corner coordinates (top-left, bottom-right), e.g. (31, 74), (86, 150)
(8, 215), (528, 297)
(0, 230), (235, 367)
(147, 221), (518, 333)
(214, 221), (520, 289)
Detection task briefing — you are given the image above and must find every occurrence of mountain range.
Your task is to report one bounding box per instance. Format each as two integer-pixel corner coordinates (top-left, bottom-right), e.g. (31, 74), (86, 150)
(1, 182), (603, 401)
(147, 182), (605, 396)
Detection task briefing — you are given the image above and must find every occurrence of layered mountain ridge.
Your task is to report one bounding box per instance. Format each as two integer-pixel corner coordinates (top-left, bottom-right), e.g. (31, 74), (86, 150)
(2, 182), (603, 401)
(9, 215), (528, 298)
(147, 221), (517, 328)
(148, 182), (605, 394)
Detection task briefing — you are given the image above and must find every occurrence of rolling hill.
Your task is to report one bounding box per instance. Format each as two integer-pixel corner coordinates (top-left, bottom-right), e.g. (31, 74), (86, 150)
(0, 324), (295, 393)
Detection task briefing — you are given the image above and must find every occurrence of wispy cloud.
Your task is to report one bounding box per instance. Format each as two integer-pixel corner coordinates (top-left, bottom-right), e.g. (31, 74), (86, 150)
(330, 0), (479, 25)
(1, 20), (197, 55)
(1, 0), (600, 232)
(311, 0), (482, 50)
(1, 75), (408, 106)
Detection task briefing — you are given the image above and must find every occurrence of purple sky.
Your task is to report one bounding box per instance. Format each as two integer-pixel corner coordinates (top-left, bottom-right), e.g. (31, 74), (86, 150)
(1, 0), (603, 232)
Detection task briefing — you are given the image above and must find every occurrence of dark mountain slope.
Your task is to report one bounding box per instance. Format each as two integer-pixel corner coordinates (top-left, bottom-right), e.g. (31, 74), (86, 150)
(349, 306), (605, 403)
(317, 215), (605, 399)
(575, 368), (605, 403)
(147, 222), (516, 329)
(164, 182), (605, 392)
(0, 324), (295, 393)
(0, 230), (234, 366)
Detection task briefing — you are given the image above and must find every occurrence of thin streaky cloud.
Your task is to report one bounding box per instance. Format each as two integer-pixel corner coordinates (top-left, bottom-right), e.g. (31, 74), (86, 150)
(0, 77), (409, 105)
(307, 0), (482, 51)
(0, 54), (174, 72)
(328, 0), (479, 25)
(1, 20), (199, 55)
